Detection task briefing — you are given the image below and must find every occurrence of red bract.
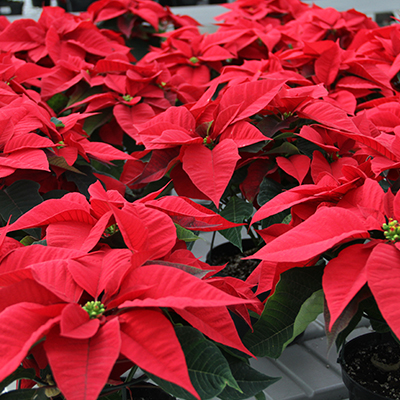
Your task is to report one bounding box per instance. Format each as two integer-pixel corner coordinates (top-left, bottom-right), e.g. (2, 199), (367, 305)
(215, 0), (309, 25)
(137, 26), (235, 98)
(87, 0), (198, 38)
(0, 182), (256, 400)
(127, 78), (286, 206)
(248, 178), (400, 338)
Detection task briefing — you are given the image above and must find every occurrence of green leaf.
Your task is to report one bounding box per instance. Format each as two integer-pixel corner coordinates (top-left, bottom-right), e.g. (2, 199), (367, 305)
(149, 326), (241, 400)
(0, 180), (43, 224)
(83, 109), (112, 136)
(286, 289), (324, 349)
(66, 84), (103, 109)
(50, 116), (65, 128)
(47, 93), (68, 114)
(217, 358), (279, 400)
(265, 142), (299, 156)
(257, 178), (282, 207)
(19, 236), (36, 246)
(220, 197), (254, 223)
(255, 391), (266, 400)
(0, 388), (48, 400)
(0, 367), (35, 393)
(41, 190), (70, 200)
(175, 224), (203, 243)
(219, 197), (254, 251)
(91, 159), (125, 181)
(65, 165), (100, 199)
(243, 265), (324, 358)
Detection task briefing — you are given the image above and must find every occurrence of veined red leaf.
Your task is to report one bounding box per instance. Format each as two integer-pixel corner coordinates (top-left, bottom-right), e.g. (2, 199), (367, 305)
(277, 154), (310, 184)
(182, 139), (240, 207)
(176, 306), (252, 357)
(0, 149), (49, 176)
(120, 309), (199, 400)
(114, 202), (176, 260)
(60, 303), (100, 339)
(3, 133), (54, 153)
(252, 207), (370, 263)
(323, 243), (371, 330)
(297, 125), (340, 153)
(7, 196), (96, 232)
(314, 44), (340, 86)
(45, 319), (121, 400)
(118, 264), (256, 308)
(251, 182), (339, 224)
(0, 279), (63, 313)
(145, 196), (242, 231)
(47, 221), (94, 249)
(81, 140), (133, 162)
(31, 259), (83, 303)
(298, 100), (360, 133)
(220, 79), (287, 123)
(367, 243), (400, 339)
(218, 120), (269, 148)
(0, 303), (63, 383)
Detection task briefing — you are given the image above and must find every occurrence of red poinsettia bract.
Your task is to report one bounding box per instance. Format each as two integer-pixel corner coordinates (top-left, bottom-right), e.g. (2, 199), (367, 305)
(0, 181), (257, 400)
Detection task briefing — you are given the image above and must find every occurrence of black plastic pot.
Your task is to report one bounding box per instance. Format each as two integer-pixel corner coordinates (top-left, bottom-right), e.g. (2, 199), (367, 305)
(32, 0), (50, 6)
(56, 0), (95, 11)
(0, 0), (23, 14)
(339, 332), (400, 400)
(129, 385), (176, 400)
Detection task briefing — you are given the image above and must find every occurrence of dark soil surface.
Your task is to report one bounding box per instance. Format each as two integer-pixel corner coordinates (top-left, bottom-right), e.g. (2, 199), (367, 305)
(207, 241), (260, 280)
(343, 339), (400, 399)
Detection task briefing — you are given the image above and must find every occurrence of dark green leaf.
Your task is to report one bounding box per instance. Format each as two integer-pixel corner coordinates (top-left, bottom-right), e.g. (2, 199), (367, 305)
(83, 109), (112, 136)
(265, 142), (299, 156)
(255, 391), (266, 400)
(220, 197), (254, 223)
(0, 367), (35, 393)
(65, 165), (100, 199)
(149, 326), (241, 400)
(257, 178), (282, 207)
(66, 84), (103, 109)
(0, 180), (43, 239)
(0, 180), (43, 224)
(260, 210), (290, 230)
(295, 138), (324, 158)
(243, 265), (324, 358)
(0, 388), (48, 400)
(219, 197), (254, 251)
(41, 190), (70, 200)
(217, 358), (279, 400)
(47, 93), (68, 114)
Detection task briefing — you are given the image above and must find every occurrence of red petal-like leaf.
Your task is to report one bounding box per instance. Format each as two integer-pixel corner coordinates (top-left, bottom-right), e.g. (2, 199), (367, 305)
(45, 318), (121, 400)
(367, 243), (400, 339)
(276, 154), (310, 184)
(60, 303), (100, 339)
(0, 303), (63, 382)
(314, 43), (340, 86)
(252, 207), (370, 263)
(182, 139), (240, 207)
(145, 196), (242, 231)
(120, 308), (199, 399)
(323, 243), (371, 330)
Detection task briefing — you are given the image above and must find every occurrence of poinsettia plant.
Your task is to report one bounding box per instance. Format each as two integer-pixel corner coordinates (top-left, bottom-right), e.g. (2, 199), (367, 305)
(0, 180), (278, 400)
(1, 0), (400, 398)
